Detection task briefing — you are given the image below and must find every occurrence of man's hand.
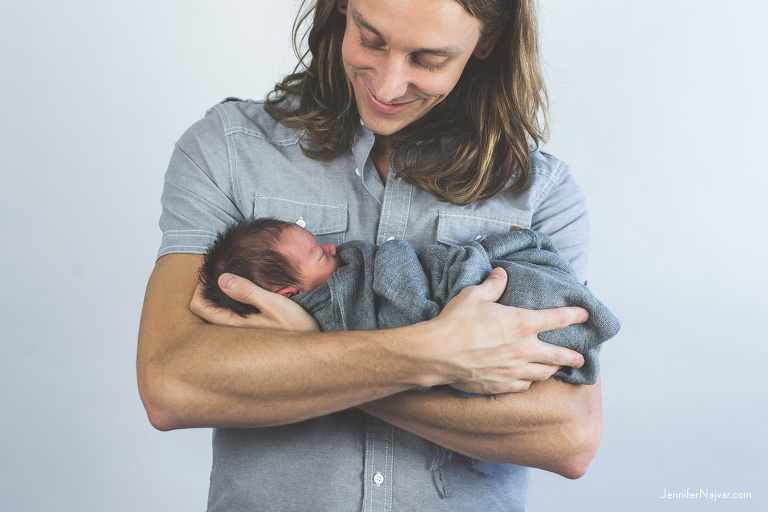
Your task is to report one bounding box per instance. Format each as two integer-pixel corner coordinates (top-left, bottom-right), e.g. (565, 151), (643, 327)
(190, 273), (319, 331)
(428, 267), (589, 395)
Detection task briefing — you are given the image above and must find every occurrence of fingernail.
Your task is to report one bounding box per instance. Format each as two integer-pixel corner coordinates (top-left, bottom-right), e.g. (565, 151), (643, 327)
(220, 274), (235, 290)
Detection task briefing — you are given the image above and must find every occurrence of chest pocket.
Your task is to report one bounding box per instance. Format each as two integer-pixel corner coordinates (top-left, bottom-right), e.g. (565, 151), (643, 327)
(254, 196), (348, 245)
(435, 210), (523, 245)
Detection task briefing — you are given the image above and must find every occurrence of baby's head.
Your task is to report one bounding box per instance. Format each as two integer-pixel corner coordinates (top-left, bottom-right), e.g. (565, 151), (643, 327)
(199, 218), (341, 316)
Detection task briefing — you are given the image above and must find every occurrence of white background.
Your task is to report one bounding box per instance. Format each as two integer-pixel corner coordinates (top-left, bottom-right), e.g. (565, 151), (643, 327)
(1, 1), (766, 510)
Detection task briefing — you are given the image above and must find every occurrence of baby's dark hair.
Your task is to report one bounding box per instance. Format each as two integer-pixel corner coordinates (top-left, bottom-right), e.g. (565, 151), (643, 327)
(198, 218), (301, 317)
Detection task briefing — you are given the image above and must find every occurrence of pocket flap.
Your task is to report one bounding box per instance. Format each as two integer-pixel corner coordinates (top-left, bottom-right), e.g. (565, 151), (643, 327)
(436, 211), (520, 245)
(254, 196), (348, 244)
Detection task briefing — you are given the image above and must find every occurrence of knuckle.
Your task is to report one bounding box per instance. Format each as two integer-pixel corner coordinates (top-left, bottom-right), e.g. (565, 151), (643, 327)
(552, 348), (575, 367)
(550, 347), (577, 367)
(233, 283), (256, 303)
(229, 282), (247, 300)
(511, 345), (531, 362)
(513, 314), (535, 336)
(508, 381), (531, 393)
(461, 285), (481, 301)
(491, 380), (510, 394)
(540, 366), (556, 381)
(556, 309), (574, 329)
(486, 276), (503, 293)
(549, 349), (562, 366)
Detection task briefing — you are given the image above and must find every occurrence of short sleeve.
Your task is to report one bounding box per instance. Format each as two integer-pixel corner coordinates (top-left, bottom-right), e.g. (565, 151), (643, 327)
(157, 106), (246, 259)
(530, 170), (590, 283)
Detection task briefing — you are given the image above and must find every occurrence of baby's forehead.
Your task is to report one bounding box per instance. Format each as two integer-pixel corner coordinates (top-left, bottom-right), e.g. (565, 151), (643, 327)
(282, 224), (316, 242)
(274, 224), (317, 254)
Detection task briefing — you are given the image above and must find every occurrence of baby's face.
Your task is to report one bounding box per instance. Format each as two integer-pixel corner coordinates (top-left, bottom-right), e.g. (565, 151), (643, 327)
(277, 225), (342, 292)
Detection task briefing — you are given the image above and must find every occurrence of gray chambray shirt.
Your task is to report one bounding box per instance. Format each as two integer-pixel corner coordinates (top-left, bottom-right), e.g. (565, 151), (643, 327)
(158, 98), (590, 511)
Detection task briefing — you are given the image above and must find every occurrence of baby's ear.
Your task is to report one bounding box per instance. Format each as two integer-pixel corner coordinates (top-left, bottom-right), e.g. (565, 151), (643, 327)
(276, 286), (301, 298)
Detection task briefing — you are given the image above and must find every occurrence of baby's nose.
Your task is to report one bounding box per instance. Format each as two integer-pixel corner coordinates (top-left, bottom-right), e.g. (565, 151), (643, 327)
(321, 243), (336, 256)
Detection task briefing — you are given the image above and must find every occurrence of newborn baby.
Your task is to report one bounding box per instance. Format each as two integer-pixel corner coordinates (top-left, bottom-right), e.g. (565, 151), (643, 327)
(198, 217), (342, 316)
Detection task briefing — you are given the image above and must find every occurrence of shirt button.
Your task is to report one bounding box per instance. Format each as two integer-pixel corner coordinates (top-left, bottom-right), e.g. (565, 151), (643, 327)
(386, 236), (395, 242)
(295, 217), (306, 228)
(355, 167), (361, 176)
(373, 472), (384, 486)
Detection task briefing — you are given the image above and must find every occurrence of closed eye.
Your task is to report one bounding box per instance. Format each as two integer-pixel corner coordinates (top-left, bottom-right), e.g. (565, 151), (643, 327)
(359, 33), (449, 71)
(411, 54), (449, 71)
(359, 34), (385, 51)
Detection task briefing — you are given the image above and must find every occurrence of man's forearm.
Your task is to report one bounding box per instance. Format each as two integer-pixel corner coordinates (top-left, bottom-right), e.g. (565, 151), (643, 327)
(359, 375), (603, 478)
(139, 324), (428, 430)
(138, 254), (438, 430)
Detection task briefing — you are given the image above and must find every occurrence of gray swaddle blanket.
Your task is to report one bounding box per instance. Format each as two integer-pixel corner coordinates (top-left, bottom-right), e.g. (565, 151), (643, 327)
(292, 229), (620, 385)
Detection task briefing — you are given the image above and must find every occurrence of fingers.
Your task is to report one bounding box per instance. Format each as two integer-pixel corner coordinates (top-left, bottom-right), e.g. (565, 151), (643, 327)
(189, 283), (209, 317)
(469, 267), (508, 302)
(190, 282), (250, 327)
(518, 361), (562, 383)
(219, 273), (320, 332)
(519, 306), (589, 367)
(546, 345), (584, 369)
(218, 273), (274, 309)
(189, 274), (319, 331)
(513, 306), (588, 338)
(538, 306), (590, 331)
(452, 362), (555, 395)
(454, 353), (579, 395)
(516, 327), (584, 370)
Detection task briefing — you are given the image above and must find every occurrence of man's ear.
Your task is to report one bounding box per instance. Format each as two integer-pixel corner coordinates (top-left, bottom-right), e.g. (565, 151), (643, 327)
(276, 286), (301, 298)
(336, 0), (348, 15)
(473, 13), (508, 60)
(473, 39), (495, 60)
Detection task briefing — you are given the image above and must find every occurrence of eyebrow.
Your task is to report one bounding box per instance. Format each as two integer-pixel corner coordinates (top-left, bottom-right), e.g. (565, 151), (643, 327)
(351, 8), (464, 58)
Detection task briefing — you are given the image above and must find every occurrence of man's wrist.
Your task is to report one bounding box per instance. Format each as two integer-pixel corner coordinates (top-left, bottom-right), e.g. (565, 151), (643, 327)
(379, 320), (454, 390)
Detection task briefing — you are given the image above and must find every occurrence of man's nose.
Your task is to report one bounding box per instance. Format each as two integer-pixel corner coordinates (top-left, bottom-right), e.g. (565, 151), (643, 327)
(373, 56), (410, 104)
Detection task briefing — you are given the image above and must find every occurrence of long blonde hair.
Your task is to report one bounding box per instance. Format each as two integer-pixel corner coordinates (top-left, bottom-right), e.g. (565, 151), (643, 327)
(265, 0), (548, 206)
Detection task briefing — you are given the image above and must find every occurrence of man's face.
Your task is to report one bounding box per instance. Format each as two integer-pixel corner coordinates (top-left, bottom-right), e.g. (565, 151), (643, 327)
(277, 225), (342, 293)
(340, 0), (482, 136)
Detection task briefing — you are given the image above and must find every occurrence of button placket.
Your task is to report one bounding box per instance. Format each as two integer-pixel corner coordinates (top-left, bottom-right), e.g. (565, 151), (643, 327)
(376, 172), (412, 246)
(362, 416), (395, 512)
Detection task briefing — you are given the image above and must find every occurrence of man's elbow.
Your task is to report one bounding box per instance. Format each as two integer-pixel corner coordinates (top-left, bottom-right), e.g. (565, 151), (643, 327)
(492, 424), (600, 477)
(557, 397), (603, 479)
(487, 379), (603, 475)
(558, 427), (601, 479)
(137, 362), (185, 432)
(143, 395), (179, 432)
